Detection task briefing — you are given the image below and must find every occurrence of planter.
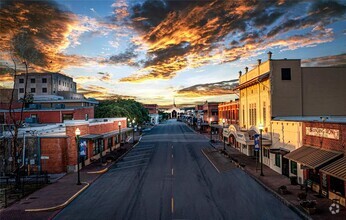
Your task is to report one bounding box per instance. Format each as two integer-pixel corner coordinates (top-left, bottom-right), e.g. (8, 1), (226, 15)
(300, 200), (317, 215)
(278, 186), (289, 195)
(302, 207), (316, 215)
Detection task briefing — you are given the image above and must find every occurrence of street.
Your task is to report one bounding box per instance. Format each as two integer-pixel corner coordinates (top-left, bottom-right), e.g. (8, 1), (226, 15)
(54, 120), (301, 220)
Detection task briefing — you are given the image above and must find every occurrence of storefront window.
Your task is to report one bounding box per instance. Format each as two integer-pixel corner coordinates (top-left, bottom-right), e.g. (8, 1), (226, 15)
(263, 148), (269, 158)
(308, 169), (320, 184)
(275, 154), (281, 167)
(290, 161), (297, 175)
(108, 138), (112, 149)
(330, 176), (345, 196)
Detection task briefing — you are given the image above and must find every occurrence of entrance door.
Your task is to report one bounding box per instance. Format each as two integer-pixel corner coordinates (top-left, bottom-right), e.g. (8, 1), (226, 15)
(172, 110), (177, 118)
(282, 157), (289, 177)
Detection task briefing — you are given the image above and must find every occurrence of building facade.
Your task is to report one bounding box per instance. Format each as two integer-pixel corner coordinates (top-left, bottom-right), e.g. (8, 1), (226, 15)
(14, 72), (78, 100)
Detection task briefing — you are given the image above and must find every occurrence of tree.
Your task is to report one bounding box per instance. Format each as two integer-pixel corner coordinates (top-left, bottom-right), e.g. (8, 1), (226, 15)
(95, 99), (150, 124)
(1, 30), (41, 183)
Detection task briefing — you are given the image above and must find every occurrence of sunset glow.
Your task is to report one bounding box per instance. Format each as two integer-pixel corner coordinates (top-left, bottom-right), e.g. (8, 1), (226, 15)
(1, 0), (345, 105)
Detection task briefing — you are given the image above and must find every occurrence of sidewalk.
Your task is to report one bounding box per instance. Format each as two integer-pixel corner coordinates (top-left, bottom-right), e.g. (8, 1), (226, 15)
(206, 136), (346, 220)
(0, 140), (138, 220)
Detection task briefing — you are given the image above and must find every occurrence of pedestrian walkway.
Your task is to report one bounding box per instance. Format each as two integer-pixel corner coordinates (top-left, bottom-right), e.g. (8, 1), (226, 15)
(208, 137), (346, 220)
(0, 140), (138, 220)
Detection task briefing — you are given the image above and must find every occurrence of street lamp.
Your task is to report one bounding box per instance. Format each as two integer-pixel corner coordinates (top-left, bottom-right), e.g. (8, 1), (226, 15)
(132, 119), (135, 144)
(118, 121), (122, 146)
(75, 128), (81, 185)
(209, 117), (212, 142)
(258, 124), (264, 176)
(222, 118), (226, 151)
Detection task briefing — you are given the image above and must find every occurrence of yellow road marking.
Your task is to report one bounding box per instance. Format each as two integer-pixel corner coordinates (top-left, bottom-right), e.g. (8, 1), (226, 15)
(171, 197), (174, 214)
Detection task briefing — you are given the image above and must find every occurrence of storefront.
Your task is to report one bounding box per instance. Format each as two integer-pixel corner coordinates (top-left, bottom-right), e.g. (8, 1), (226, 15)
(320, 157), (346, 207)
(284, 145), (343, 193)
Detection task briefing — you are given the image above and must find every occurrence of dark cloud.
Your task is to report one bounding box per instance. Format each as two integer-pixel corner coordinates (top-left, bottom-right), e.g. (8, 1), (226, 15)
(302, 53), (346, 67)
(106, 46), (138, 66)
(176, 79), (239, 97)
(0, 0), (96, 71)
(77, 84), (135, 100)
(267, 0), (346, 37)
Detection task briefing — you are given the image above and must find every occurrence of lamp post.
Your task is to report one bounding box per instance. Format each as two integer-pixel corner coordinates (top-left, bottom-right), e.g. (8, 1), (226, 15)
(75, 128), (81, 185)
(222, 119), (226, 151)
(118, 121), (122, 146)
(132, 119), (135, 144)
(259, 124), (264, 176)
(209, 117), (212, 142)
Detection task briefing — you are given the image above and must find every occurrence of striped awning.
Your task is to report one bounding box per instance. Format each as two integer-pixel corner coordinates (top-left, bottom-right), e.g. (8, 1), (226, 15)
(320, 157), (346, 181)
(284, 146), (343, 169)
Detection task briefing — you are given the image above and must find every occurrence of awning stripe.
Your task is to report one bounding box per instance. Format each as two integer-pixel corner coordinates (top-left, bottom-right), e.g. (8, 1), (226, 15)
(320, 157), (346, 181)
(284, 146), (343, 169)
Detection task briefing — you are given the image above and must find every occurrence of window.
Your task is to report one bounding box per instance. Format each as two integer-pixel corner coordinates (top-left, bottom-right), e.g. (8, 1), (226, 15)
(263, 148), (270, 158)
(62, 114), (73, 121)
(19, 88), (24, 93)
(30, 88), (35, 93)
(290, 161), (297, 175)
(330, 176), (345, 196)
(275, 154), (281, 167)
(19, 78), (24, 83)
(281, 68), (291, 80)
(249, 103), (257, 126)
(242, 106), (245, 125)
(59, 80), (61, 85)
(42, 78), (47, 83)
(30, 78), (35, 83)
(108, 138), (112, 149)
(42, 88), (47, 93)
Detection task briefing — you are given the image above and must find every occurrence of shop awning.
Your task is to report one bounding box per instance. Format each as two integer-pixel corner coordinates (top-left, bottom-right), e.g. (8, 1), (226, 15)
(320, 157), (346, 181)
(270, 148), (290, 155)
(80, 134), (102, 140)
(284, 146), (343, 169)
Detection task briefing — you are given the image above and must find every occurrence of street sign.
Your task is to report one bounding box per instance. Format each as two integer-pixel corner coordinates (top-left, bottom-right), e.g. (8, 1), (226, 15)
(30, 159), (35, 165)
(41, 156), (49, 160)
(254, 134), (260, 151)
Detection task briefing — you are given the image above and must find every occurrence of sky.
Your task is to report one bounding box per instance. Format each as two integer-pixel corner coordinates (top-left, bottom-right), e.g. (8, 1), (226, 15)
(0, 0), (345, 106)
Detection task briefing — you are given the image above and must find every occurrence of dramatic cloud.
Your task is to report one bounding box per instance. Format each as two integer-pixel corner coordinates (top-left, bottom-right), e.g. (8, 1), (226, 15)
(117, 0), (345, 82)
(302, 53), (346, 67)
(176, 79), (239, 98)
(0, 0), (113, 72)
(77, 84), (134, 100)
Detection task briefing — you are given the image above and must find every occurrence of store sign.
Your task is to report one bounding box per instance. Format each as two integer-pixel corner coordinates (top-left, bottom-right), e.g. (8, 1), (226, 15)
(223, 129), (230, 137)
(306, 127), (339, 140)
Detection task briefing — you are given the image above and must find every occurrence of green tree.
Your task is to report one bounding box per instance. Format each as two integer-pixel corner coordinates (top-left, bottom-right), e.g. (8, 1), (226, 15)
(95, 99), (149, 124)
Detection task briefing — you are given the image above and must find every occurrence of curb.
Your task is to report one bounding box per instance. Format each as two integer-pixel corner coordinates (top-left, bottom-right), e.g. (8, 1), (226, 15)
(222, 149), (312, 220)
(25, 182), (90, 212)
(242, 170), (312, 220)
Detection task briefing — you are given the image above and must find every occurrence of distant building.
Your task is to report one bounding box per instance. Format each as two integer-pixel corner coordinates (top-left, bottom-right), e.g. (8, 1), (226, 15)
(203, 101), (219, 123)
(143, 104), (159, 124)
(14, 72), (82, 100)
(218, 99), (239, 126)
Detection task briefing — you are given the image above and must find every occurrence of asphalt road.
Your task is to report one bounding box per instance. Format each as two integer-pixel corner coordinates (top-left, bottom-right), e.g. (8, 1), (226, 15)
(55, 120), (301, 220)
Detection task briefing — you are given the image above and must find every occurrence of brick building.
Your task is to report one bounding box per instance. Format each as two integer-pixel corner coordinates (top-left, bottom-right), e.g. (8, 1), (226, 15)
(218, 99), (239, 126)
(283, 118), (346, 206)
(0, 118), (131, 174)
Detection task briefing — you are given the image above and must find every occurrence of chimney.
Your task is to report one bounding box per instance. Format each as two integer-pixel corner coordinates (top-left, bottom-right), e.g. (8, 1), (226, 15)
(239, 71), (242, 77)
(257, 59), (261, 65)
(267, 51), (272, 60)
(245, 67), (248, 73)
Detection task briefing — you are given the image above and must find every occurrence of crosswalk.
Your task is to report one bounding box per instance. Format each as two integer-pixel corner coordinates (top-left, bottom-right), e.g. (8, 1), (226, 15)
(110, 145), (155, 171)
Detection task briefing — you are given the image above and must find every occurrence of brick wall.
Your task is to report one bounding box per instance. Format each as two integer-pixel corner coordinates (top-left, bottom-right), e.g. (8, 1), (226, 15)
(40, 137), (67, 173)
(1, 107), (94, 124)
(303, 122), (346, 153)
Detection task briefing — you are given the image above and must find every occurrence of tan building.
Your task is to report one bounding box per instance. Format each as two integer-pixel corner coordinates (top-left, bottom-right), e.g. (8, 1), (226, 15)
(14, 72), (80, 100)
(233, 51), (346, 170)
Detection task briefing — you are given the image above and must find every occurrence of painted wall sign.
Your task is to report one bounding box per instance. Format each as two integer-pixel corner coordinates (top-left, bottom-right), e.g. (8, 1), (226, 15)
(306, 127), (340, 140)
